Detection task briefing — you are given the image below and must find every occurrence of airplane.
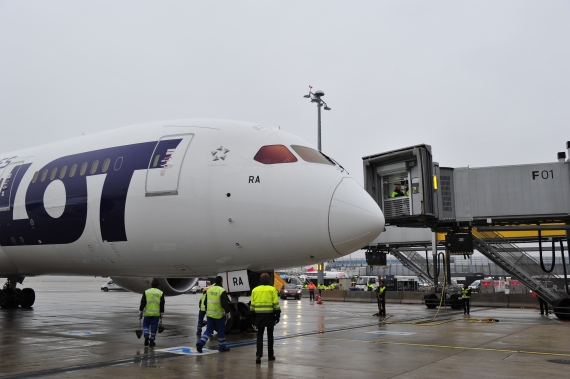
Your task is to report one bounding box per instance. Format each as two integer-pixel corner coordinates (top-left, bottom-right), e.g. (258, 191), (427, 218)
(301, 266), (348, 279)
(0, 119), (385, 326)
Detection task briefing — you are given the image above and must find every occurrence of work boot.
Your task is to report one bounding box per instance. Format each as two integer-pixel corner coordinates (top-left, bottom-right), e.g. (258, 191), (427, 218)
(196, 343), (203, 353)
(256, 356), (261, 364)
(219, 347), (231, 352)
(268, 356), (276, 361)
(149, 341), (155, 348)
(144, 337), (149, 346)
(372, 313), (379, 317)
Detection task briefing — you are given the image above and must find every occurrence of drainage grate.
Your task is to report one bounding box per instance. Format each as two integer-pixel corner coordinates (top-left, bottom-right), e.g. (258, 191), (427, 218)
(548, 359), (570, 365)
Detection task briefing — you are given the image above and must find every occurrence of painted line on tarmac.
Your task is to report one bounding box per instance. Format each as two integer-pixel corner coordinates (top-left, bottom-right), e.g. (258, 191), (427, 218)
(317, 337), (570, 358)
(0, 352), (181, 379)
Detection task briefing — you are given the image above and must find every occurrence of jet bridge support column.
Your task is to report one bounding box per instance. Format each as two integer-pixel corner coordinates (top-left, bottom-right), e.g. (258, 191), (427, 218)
(432, 232), (438, 289)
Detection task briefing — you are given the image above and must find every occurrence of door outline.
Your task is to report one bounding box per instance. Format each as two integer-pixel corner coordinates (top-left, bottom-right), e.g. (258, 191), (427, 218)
(0, 161), (25, 212)
(145, 133), (194, 196)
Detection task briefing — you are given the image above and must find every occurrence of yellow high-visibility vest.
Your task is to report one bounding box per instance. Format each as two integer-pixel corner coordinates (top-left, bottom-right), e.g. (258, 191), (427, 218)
(144, 288), (163, 317)
(206, 286), (226, 319)
(250, 285), (280, 313)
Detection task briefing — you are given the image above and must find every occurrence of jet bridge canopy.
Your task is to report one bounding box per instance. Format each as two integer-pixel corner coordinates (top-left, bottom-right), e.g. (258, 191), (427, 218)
(363, 144), (436, 227)
(363, 145), (570, 227)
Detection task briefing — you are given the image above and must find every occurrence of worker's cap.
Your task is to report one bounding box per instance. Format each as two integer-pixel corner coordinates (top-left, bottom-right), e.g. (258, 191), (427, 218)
(151, 278), (160, 287)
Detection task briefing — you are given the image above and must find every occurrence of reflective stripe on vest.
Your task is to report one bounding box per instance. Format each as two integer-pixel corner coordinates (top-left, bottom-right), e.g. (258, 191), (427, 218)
(206, 286), (226, 319)
(461, 288), (470, 299)
(250, 285), (280, 313)
(199, 294), (206, 312)
(378, 286), (386, 294)
(144, 288), (163, 317)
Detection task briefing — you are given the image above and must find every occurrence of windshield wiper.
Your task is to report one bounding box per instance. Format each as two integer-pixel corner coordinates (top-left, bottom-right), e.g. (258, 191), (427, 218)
(321, 152), (349, 174)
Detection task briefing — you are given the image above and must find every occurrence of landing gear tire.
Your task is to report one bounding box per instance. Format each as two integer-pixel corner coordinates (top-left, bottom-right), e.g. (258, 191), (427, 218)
(224, 304), (240, 334)
(20, 288), (35, 308)
(0, 288), (16, 308)
(553, 298), (570, 321)
(424, 293), (438, 309)
(236, 302), (254, 332)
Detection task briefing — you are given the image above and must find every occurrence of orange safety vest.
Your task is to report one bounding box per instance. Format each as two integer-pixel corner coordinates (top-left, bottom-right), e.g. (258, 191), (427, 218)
(308, 283), (316, 290)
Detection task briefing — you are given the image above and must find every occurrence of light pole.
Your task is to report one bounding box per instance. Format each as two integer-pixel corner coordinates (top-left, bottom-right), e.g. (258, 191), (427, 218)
(304, 86), (331, 286)
(303, 86), (331, 152)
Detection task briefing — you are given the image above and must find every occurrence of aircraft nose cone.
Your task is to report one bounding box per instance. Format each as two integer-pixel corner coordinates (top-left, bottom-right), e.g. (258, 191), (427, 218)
(329, 178), (385, 255)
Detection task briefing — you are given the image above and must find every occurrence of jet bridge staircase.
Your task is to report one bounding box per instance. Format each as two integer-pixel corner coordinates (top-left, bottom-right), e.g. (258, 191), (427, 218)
(472, 229), (570, 319)
(388, 248), (464, 309)
(388, 249), (435, 285)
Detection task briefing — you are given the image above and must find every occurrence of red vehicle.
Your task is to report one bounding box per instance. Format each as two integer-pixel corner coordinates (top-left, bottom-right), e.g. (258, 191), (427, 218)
(280, 284), (302, 300)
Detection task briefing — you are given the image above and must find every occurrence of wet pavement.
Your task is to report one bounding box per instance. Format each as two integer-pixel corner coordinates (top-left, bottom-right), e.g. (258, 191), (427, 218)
(0, 278), (569, 378)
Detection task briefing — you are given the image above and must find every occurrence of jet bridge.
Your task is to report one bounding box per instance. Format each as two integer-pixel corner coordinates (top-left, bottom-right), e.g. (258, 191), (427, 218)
(362, 143), (570, 319)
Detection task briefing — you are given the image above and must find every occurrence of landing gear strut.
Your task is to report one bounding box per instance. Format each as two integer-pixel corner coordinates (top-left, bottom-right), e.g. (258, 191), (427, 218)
(0, 278), (35, 308)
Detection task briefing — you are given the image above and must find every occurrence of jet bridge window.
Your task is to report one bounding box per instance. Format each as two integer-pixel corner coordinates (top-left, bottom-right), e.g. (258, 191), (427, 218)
(290, 145), (334, 165)
(254, 145), (298, 164)
(383, 172), (409, 199)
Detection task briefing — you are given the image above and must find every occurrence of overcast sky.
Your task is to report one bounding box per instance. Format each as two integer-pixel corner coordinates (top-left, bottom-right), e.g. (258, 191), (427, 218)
(1, 1), (569, 185)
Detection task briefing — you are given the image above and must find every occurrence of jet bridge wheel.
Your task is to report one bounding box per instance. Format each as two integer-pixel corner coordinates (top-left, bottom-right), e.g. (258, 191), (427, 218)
(424, 293), (439, 309)
(448, 294), (463, 310)
(553, 298), (570, 321)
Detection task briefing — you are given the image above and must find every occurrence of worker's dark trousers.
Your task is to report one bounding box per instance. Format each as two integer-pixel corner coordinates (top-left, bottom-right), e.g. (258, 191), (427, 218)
(309, 290), (315, 301)
(256, 325), (274, 358)
(377, 298), (385, 316)
(463, 298), (470, 314)
(539, 298), (549, 314)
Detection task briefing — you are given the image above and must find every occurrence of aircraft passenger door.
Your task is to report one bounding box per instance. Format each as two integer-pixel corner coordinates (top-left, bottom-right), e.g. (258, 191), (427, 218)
(0, 161), (24, 211)
(145, 133), (194, 196)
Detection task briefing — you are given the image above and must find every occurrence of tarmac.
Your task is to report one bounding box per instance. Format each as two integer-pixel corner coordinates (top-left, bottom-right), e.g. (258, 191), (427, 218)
(0, 278), (569, 379)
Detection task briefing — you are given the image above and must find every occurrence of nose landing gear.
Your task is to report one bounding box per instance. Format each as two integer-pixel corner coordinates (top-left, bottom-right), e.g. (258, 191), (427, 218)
(0, 278), (35, 308)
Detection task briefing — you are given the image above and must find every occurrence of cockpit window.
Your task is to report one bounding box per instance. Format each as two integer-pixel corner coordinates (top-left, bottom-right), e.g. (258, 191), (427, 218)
(254, 145), (298, 164)
(290, 145), (335, 165)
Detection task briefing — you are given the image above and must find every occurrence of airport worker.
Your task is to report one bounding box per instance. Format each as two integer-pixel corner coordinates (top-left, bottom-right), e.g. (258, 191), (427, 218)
(250, 273), (281, 364)
(139, 278), (165, 347)
(538, 296), (549, 315)
(317, 282), (325, 295)
(391, 185), (404, 198)
(373, 281), (387, 317)
(461, 283), (472, 315)
(196, 276), (232, 353)
(302, 283), (308, 289)
(196, 288), (207, 336)
(366, 282), (374, 291)
(308, 282), (316, 301)
(328, 283), (335, 290)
